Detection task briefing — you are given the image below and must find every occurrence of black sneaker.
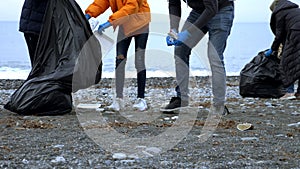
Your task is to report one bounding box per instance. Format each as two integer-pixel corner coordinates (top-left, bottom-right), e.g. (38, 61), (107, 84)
(160, 97), (188, 113)
(223, 105), (230, 115)
(210, 105), (230, 116)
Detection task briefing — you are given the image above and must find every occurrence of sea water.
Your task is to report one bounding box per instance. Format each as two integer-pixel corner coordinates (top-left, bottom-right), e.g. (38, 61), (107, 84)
(0, 21), (274, 79)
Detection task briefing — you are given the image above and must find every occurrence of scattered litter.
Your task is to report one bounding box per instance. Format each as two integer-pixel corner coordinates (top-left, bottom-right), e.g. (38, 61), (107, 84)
(142, 150), (154, 157)
(53, 144), (64, 149)
(265, 102), (273, 107)
(145, 147), (161, 154)
(171, 116), (178, 120)
(51, 156), (66, 163)
(287, 122), (300, 127)
(22, 158), (29, 164)
(241, 137), (259, 141)
(76, 103), (101, 109)
(291, 112), (300, 116)
(237, 123), (253, 131)
(163, 117), (170, 121)
(112, 153), (127, 160)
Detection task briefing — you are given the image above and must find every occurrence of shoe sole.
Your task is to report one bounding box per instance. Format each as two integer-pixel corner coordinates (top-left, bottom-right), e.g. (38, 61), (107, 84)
(133, 108), (148, 112)
(279, 96), (296, 100)
(223, 106), (230, 116)
(104, 107), (120, 112)
(160, 106), (189, 114)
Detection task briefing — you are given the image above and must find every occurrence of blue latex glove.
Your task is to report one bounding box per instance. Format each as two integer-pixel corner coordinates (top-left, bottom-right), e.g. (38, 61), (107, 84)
(264, 49), (273, 57)
(85, 14), (91, 20)
(173, 30), (191, 46)
(98, 21), (112, 34)
(166, 29), (178, 46)
(166, 36), (175, 46)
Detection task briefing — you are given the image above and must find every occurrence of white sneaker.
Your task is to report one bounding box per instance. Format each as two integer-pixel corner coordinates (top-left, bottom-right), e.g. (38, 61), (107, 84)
(133, 98), (148, 111)
(107, 98), (124, 112)
(280, 93), (296, 100)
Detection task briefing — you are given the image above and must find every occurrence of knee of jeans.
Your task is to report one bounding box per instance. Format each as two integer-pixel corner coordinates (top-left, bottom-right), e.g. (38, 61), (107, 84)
(116, 55), (126, 67)
(135, 61), (146, 72)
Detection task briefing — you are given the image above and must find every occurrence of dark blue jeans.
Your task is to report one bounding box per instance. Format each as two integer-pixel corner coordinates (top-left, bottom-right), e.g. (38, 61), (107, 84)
(286, 79), (300, 93)
(115, 26), (149, 98)
(174, 5), (234, 106)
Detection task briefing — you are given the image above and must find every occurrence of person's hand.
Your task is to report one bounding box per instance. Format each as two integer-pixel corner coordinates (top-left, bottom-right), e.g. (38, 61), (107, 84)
(264, 49), (273, 57)
(85, 14), (91, 20)
(173, 30), (191, 46)
(166, 29), (178, 46)
(89, 18), (99, 30)
(98, 21), (112, 34)
(166, 36), (175, 46)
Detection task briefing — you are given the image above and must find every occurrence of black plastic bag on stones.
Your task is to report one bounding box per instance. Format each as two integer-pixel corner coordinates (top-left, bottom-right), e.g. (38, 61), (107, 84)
(239, 51), (284, 98)
(4, 0), (102, 115)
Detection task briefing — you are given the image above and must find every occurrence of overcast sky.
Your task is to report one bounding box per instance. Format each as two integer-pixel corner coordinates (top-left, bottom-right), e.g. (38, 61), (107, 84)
(0, 0), (299, 22)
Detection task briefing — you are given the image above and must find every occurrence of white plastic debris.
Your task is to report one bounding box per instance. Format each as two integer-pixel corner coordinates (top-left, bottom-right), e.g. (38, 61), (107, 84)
(51, 156), (66, 163)
(53, 144), (64, 149)
(241, 137), (259, 141)
(112, 153), (127, 160)
(145, 147), (161, 154)
(76, 103), (101, 109)
(287, 122), (300, 127)
(22, 158), (29, 164)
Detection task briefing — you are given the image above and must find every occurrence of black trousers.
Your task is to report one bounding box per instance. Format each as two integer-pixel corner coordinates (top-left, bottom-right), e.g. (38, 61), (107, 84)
(24, 33), (39, 67)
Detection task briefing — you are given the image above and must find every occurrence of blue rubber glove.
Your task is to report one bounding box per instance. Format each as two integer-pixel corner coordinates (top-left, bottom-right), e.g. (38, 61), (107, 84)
(166, 29), (178, 46)
(264, 49), (273, 57)
(166, 36), (175, 46)
(98, 21), (112, 34)
(85, 14), (91, 20)
(173, 30), (191, 46)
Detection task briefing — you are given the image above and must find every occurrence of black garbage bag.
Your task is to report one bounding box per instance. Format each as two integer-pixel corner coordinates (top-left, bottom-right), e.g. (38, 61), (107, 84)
(239, 51), (284, 98)
(4, 0), (102, 115)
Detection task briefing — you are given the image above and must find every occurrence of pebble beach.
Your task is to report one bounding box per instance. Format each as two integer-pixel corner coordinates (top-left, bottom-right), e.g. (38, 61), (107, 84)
(0, 77), (300, 168)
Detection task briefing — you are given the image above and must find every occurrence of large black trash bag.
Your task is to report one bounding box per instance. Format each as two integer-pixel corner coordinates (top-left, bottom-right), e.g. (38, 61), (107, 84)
(4, 0), (102, 115)
(239, 51), (284, 98)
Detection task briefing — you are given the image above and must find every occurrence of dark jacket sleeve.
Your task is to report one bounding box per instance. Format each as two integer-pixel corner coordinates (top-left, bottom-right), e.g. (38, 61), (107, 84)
(168, 0), (181, 31)
(19, 0), (49, 34)
(191, 0), (218, 32)
(271, 14), (286, 51)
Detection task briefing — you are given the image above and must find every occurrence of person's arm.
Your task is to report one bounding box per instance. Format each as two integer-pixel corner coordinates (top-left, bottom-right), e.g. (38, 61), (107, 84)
(108, 0), (139, 24)
(188, 0), (218, 32)
(168, 0), (218, 46)
(271, 16), (286, 51)
(85, 0), (110, 18)
(168, 0), (181, 31)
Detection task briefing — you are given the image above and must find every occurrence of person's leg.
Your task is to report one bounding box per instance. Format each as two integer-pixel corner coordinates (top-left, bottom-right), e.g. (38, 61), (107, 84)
(297, 79), (300, 94)
(279, 83), (296, 100)
(206, 5), (234, 107)
(296, 80), (300, 99)
(286, 84), (294, 93)
(162, 10), (206, 112)
(134, 26), (149, 99)
(24, 33), (39, 67)
(174, 10), (204, 103)
(116, 29), (132, 98)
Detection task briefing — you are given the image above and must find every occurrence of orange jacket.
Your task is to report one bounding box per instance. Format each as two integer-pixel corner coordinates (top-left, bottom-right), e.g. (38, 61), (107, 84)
(85, 0), (151, 36)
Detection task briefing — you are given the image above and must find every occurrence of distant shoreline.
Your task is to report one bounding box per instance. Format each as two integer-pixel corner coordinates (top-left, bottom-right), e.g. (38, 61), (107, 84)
(0, 76), (240, 91)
